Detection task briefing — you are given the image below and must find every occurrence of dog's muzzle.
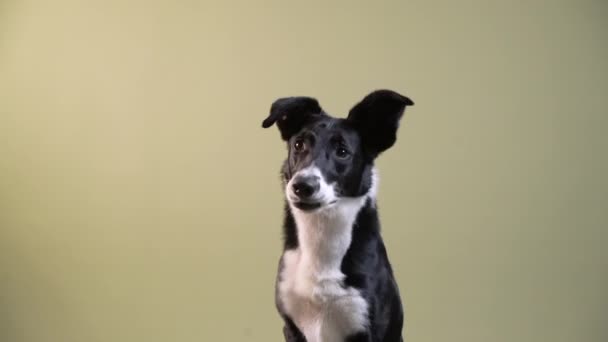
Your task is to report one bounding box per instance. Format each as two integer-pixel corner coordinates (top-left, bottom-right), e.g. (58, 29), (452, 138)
(292, 176), (319, 200)
(288, 174), (325, 211)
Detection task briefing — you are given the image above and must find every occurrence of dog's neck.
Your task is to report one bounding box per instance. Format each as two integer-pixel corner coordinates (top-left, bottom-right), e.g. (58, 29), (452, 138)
(291, 197), (368, 271)
(288, 169), (378, 278)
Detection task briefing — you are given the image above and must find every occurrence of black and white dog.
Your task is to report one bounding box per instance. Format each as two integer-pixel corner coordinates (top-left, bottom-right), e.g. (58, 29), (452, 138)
(262, 90), (414, 342)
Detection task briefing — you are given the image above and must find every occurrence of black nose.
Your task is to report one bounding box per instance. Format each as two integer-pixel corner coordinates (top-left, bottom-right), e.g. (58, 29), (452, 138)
(292, 177), (319, 199)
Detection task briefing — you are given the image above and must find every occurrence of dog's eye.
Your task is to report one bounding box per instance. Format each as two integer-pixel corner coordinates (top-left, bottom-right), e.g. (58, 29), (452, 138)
(336, 146), (350, 158)
(294, 139), (305, 152)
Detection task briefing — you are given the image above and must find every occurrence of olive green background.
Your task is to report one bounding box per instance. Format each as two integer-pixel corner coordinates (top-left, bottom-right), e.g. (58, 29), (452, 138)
(1, 1), (606, 341)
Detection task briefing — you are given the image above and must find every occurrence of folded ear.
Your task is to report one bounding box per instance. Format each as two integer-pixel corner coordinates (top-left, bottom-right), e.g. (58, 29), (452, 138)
(347, 89), (414, 157)
(262, 97), (325, 140)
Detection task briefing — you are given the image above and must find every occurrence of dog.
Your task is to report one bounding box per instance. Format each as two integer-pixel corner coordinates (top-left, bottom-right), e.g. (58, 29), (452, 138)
(262, 89), (414, 342)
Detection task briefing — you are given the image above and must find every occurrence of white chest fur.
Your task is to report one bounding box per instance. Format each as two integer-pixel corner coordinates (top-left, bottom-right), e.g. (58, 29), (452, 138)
(277, 196), (370, 342)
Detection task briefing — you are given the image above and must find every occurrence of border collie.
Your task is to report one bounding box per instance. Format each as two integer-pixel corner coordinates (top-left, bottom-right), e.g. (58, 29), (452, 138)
(262, 90), (414, 342)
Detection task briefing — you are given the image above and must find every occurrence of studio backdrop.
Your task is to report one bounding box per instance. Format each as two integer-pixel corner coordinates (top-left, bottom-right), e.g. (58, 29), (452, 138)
(1, 1), (606, 342)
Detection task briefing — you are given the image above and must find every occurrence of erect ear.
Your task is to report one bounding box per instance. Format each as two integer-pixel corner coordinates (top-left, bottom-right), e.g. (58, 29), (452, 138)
(261, 97), (325, 141)
(347, 89), (414, 156)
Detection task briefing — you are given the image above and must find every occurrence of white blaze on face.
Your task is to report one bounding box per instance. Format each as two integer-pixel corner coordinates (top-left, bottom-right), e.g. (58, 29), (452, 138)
(285, 164), (336, 206)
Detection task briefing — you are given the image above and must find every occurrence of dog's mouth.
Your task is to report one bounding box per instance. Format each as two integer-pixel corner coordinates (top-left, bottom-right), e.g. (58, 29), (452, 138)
(291, 200), (337, 212)
(292, 201), (321, 211)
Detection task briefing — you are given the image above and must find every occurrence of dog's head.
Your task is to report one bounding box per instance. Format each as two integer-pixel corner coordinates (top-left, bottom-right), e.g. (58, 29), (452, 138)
(262, 90), (414, 212)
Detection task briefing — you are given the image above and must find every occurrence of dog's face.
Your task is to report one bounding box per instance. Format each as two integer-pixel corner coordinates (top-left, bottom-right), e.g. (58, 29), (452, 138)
(281, 118), (371, 211)
(262, 90), (414, 212)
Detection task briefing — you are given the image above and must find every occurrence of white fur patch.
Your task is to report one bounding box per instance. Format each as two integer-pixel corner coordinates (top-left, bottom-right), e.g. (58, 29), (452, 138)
(277, 166), (379, 341)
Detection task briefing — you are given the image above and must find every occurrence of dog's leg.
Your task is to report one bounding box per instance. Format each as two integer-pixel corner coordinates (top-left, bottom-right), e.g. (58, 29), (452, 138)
(282, 316), (306, 342)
